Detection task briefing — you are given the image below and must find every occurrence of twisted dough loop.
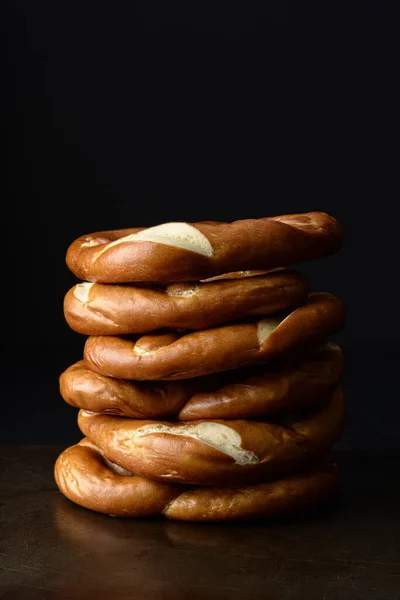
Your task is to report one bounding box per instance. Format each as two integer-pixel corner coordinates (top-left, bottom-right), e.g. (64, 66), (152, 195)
(54, 440), (340, 521)
(60, 343), (344, 420)
(63, 269), (308, 335)
(66, 212), (343, 283)
(83, 292), (345, 380)
(77, 387), (345, 486)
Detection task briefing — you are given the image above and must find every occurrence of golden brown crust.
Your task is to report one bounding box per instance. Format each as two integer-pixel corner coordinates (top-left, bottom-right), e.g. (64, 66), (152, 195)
(63, 269), (308, 335)
(59, 361), (196, 419)
(60, 344), (343, 420)
(83, 292), (345, 380)
(165, 459), (339, 521)
(181, 343), (344, 419)
(66, 212), (343, 283)
(54, 440), (340, 521)
(54, 440), (181, 517)
(77, 387), (345, 486)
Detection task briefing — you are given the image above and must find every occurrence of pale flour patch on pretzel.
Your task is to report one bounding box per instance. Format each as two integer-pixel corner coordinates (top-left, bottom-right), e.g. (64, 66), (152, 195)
(257, 316), (285, 345)
(73, 282), (94, 303)
(166, 285), (200, 297)
(133, 345), (156, 356)
(131, 422), (260, 466)
(94, 222), (214, 259)
(81, 237), (109, 248)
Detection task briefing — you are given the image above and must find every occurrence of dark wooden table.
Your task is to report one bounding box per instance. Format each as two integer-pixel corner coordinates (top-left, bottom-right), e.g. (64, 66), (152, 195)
(1, 446), (399, 600)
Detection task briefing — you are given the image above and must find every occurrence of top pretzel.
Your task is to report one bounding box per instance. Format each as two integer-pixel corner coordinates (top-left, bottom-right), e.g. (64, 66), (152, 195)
(66, 211), (343, 283)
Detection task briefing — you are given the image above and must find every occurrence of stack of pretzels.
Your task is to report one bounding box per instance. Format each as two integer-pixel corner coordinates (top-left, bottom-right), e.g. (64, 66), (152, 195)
(55, 212), (346, 521)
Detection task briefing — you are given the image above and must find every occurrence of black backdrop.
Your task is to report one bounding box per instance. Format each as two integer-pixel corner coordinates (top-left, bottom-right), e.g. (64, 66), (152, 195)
(2, 1), (399, 451)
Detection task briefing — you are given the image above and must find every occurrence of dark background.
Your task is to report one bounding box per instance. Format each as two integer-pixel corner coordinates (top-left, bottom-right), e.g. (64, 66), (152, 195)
(2, 1), (399, 452)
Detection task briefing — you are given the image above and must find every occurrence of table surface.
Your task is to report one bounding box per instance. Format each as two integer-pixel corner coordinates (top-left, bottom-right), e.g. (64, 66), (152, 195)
(0, 447), (399, 600)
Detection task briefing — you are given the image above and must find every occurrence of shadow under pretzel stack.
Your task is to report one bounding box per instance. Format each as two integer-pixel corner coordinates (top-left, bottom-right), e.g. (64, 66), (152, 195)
(55, 212), (346, 521)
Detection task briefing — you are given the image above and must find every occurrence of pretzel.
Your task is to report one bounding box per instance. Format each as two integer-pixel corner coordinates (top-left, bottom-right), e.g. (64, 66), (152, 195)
(64, 268), (308, 335)
(66, 212), (343, 283)
(61, 343), (343, 420)
(77, 386), (344, 486)
(83, 292), (345, 380)
(54, 439), (339, 521)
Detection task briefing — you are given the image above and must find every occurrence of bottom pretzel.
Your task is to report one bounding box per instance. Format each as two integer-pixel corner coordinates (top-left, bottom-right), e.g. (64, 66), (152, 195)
(54, 439), (339, 522)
